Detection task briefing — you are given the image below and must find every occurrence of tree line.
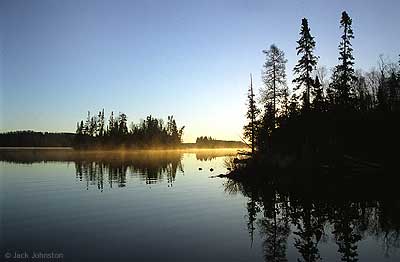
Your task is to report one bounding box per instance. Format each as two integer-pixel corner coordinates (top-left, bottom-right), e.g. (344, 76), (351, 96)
(244, 11), (400, 166)
(0, 131), (75, 147)
(195, 136), (245, 148)
(75, 111), (184, 148)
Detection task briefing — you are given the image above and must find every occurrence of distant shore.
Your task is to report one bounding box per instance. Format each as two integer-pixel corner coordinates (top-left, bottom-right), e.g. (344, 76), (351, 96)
(0, 131), (246, 149)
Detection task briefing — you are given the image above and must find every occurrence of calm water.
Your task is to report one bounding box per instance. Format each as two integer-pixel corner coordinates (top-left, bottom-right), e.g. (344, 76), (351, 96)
(1, 149), (399, 262)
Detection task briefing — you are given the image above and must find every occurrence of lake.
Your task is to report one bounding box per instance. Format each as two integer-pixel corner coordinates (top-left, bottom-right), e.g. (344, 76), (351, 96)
(1, 149), (399, 261)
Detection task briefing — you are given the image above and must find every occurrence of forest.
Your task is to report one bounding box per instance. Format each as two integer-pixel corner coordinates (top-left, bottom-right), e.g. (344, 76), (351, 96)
(242, 11), (400, 170)
(0, 114), (184, 148)
(0, 131), (75, 147)
(74, 112), (184, 148)
(195, 136), (245, 148)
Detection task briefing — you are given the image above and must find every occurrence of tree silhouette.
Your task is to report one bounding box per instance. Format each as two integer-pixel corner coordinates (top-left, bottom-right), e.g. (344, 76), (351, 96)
(293, 18), (318, 111)
(118, 113), (128, 135)
(258, 191), (290, 262)
(244, 74), (260, 155)
(73, 110), (185, 148)
(261, 44), (288, 125)
(330, 11), (356, 110)
(332, 202), (362, 262)
(292, 202), (324, 262)
(246, 194), (261, 247)
(98, 109), (105, 137)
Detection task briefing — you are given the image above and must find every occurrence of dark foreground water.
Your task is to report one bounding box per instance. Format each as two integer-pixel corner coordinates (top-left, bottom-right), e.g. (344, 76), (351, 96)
(1, 149), (399, 262)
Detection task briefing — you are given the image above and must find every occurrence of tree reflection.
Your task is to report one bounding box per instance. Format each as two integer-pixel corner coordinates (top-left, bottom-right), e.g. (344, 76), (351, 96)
(246, 194), (261, 247)
(331, 201), (362, 262)
(74, 155), (183, 189)
(291, 200), (325, 262)
(195, 150), (238, 162)
(223, 174), (400, 262)
(258, 191), (290, 262)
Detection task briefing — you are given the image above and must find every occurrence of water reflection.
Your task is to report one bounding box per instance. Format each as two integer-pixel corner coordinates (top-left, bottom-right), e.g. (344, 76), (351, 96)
(0, 149), (185, 189)
(195, 149), (238, 161)
(0, 148), (237, 189)
(224, 173), (400, 261)
(74, 158), (183, 190)
(1, 149), (399, 261)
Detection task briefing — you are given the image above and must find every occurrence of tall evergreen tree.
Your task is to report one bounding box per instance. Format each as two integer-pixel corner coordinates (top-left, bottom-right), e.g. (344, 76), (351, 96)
(261, 44), (288, 124)
(330, 11), (356, 109)
(244, 74), (260, 155)
(293, 18), (318, 111)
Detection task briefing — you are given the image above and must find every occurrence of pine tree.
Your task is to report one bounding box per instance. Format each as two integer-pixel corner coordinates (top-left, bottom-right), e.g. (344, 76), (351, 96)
(244, 74), (260, 155)
(261, 44), (288, 123)
(293, 18), (318, 111)
(330, 11), (356, 109)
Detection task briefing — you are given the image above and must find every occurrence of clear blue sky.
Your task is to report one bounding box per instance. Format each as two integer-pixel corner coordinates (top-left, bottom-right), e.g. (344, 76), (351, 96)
(1, 0), (399, 142)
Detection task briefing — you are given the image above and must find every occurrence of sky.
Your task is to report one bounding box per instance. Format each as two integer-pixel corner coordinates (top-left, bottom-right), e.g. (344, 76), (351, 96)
(1, 0), (399, 142)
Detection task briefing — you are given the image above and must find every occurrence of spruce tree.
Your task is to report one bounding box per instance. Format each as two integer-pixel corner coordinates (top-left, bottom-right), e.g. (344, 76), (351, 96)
(293, 18), (318, 111)
(330, 11), (356, 109)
